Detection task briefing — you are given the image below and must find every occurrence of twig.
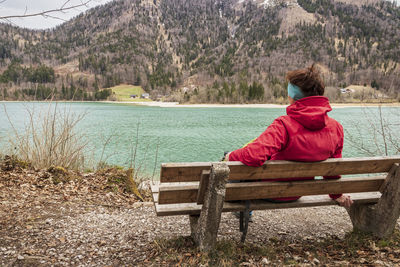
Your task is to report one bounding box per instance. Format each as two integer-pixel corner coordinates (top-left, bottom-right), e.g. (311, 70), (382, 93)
(0, 0), (92, 20)
(378, 105), (388, 156)
(152, 138), (160, 182)
(98, 132), (114, 168)
(135, 142), (150, 181)
(131, 121), (140, 169)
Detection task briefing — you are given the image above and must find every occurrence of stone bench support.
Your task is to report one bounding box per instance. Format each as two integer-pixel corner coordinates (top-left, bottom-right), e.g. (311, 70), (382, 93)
(348, 163), (400, 238)
(190, 162), (229, 252)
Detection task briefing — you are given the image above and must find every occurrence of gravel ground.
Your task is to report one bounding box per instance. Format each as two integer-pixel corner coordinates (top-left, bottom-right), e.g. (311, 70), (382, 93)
(1, 164), (399, 266)
(1, 199), (358, 266)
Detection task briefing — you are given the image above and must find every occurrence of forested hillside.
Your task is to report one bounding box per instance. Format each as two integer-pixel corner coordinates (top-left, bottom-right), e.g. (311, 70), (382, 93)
(0, 0), (399, 103)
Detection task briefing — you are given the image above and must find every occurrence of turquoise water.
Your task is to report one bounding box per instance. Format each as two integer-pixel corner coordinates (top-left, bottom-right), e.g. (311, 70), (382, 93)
(0, 102), (399, 176)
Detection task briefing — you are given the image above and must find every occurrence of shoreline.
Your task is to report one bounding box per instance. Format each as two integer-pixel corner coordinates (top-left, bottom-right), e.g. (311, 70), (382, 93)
(103, 101), (400, 108)
(2, 100), (400, 108)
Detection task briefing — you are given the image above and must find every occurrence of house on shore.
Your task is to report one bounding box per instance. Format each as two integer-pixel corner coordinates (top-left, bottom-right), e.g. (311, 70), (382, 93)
(141, 93), (150, 99)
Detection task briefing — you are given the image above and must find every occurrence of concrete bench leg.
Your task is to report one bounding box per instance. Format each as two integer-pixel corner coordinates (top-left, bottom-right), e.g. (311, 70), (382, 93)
(190, 162), (230, 252)
(189, 215), (199, 240)
(348, 163), (400, 238)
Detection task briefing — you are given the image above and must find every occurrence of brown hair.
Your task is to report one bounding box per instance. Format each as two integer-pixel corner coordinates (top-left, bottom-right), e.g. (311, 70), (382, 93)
(286, 64), (325, 97)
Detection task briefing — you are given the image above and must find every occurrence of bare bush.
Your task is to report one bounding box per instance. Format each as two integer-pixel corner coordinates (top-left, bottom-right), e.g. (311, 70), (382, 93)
(4, 103), (88, 170)
(346, 105), (400, 156)
(2, 101), (159, 184)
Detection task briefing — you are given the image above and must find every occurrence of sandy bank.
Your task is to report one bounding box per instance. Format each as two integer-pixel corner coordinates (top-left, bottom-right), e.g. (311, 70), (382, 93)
(100, 101), (286, 108)
(108, 101), (400, 108)
(2, 100), (399, 108)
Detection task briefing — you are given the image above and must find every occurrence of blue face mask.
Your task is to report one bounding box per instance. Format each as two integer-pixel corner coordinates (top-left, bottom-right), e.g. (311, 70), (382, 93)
(287, 83), (304, 101)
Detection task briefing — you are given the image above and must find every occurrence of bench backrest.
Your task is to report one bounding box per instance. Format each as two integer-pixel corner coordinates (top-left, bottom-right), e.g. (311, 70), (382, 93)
(161, 157), (400, 182)
(157, 157), (400, 205)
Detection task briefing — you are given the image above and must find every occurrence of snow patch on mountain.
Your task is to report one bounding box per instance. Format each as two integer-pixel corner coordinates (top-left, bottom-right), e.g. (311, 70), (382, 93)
(236, 0), (300, 9)
(262, 0), (275, 7)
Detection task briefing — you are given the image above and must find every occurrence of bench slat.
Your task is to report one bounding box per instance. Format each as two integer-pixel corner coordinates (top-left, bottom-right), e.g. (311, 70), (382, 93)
(150, 182), (160, 213)
(152, 191), (159, 203)
(154, 192), (381, 216)
(158, 183), (198, 204)
(150, 182), (159, 194)
(160, 157), (400, 182)
(158, 176), (385, 204)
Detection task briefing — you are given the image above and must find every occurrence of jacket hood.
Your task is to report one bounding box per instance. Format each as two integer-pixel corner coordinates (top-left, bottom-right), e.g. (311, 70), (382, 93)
(286, 96), (332, 130)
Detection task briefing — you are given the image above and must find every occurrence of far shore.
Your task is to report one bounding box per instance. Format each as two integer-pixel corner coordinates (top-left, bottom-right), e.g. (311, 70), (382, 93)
(101, 100), (400, 108)
(2, 100), (400, 108)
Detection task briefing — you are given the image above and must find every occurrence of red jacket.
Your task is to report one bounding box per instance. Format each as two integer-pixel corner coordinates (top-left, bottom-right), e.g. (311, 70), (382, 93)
(229, 96), (343, 200)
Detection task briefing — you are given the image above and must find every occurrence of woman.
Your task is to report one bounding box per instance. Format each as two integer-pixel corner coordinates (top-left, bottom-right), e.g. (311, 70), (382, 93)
(225, 64), (353, 208)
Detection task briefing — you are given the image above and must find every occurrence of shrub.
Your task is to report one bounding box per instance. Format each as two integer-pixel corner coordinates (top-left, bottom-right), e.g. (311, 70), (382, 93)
(6, 103), (88, 170)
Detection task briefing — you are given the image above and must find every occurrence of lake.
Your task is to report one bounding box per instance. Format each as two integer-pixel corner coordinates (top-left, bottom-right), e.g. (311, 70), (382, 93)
(1, 102), (399, 178)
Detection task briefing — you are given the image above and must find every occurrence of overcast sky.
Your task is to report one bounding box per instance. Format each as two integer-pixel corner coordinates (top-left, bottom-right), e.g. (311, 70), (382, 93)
(0, 0), (113, 30)
(0, 0), (399, 30)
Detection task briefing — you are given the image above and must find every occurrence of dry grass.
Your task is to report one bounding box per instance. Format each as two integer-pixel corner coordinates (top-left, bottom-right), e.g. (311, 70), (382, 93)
(5, 103), (88, 170)
(152, 229), (400, 266)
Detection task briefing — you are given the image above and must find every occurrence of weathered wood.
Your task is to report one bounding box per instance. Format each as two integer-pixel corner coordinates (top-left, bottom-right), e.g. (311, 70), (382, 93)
(226, 176), (384, 201)
(197, 171), (210, 205)
(158, 182), (198, 204)
(154, 192), (381, 216)
(151, 182), (160, 211)
(194, 162), (230, 252)
(150, 182), (159, 194)
(152, 192), (159, 203)
(158, 176), (385, 204)
(348, 164), (400, 238)
(160, 157), (400, 182)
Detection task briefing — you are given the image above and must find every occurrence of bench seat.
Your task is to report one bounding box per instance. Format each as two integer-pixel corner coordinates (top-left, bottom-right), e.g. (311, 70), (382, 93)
(151, 181), (381, 216)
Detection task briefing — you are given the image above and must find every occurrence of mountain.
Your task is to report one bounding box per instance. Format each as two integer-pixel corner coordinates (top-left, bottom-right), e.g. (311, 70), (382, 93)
(0, 0), (399, 103)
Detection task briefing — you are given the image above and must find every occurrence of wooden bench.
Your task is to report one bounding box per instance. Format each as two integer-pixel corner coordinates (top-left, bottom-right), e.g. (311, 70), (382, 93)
(151, 157), (400, 251)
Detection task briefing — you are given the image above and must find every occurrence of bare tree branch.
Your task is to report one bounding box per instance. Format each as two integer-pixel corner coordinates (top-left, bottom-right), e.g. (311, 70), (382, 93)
(0, 0), (92, 20)
(61, 0), (74, 10)
(346, 105), (400, 156)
